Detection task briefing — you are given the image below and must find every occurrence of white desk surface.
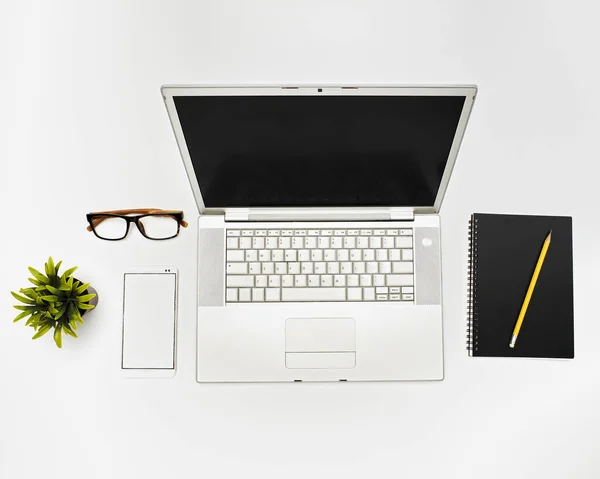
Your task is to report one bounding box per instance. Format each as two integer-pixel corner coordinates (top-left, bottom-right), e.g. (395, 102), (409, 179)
(2, 1), (599, 478)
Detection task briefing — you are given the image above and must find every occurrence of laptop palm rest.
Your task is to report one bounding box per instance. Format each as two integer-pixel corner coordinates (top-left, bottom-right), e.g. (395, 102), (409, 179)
(285, 318), (356, 369)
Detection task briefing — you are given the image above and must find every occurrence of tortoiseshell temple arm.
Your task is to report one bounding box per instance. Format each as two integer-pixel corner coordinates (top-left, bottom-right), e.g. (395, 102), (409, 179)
(86, 209), (189, 231)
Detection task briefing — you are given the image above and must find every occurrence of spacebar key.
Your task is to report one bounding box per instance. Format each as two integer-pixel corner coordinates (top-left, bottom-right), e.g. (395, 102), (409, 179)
(281, 288), (346, 302)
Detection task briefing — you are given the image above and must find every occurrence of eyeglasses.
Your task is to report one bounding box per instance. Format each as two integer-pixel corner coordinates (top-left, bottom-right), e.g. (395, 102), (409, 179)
(86, 209), (188, 241)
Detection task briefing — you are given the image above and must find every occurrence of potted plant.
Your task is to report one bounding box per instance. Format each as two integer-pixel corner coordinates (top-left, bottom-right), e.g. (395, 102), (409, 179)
(11, 257), (98, 348)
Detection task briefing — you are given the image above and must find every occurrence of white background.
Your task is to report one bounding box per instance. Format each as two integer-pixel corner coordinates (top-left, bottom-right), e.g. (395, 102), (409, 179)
(2, 1), (599, 478)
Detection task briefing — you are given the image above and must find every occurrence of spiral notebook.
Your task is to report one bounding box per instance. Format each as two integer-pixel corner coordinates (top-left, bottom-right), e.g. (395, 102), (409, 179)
(467, 213), (574, 358)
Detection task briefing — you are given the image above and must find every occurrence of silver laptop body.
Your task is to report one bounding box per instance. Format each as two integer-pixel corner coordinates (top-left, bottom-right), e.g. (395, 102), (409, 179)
(162, 85), (477, 382)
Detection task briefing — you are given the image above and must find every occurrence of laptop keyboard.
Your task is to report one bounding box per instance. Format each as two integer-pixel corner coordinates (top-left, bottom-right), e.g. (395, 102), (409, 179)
(225, 228), (414, 303)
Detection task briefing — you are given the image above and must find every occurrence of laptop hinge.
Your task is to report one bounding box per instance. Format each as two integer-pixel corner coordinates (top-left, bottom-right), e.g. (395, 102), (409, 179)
(225, 208), (414, 222)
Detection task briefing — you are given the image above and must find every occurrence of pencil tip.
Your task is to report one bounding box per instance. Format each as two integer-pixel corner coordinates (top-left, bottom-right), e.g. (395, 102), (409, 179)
(547, 230), (552, 241)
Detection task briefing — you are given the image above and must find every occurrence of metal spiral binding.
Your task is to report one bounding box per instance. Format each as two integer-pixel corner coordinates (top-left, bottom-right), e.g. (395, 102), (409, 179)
(466, 216), (479, 355)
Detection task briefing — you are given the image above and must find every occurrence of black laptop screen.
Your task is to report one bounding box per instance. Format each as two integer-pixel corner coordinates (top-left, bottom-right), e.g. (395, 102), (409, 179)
(173, 94), (466, 207)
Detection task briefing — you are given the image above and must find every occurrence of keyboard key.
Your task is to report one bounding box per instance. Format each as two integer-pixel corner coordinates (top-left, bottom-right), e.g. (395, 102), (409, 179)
(347, 275), (359, 287)
(282, 275), (294, 287)
(376, 294), (388, 301)
(266, 237), (278, 249)
(308, 275), (320, 287)
(327, 262), (340, 274)
(226, 288), (238, 302)
(255, 275), (268, 287)
(258, 250), (270, 262)
(255, 230), (267, 237)
(227, 263), (248, 274)
(285, 250), (297, 261)
(272, 250), (284, 262)
(402, 286), (414, 294)
(282, 230), (293, 236)
(393, 262), (413, 273)
(268, 275), (281, 287)
(390, 287), (401, 293)
(279, 237), (291, 249)
(334, 230), (346, 236)
(320, 275), (333, 287)
(350, 249), (361, 261)
(275, 262), (287, 274)
(357, 237), (369, 248)
(305, 237), (317, 249)
(366, 262), (378, 273)
(292, 237), (304, 249)
(252, 288), (265, 302)
(245, 250), (258, 262)
(301, 262), (314, 274)
(400, 229), (412, 236)
(227, 276), (254, 288)
(388, 230), (399, 235)
(363, 249), (375, 261)
(295, 230), (307, 236)
(227, 230), (241, 237)
(314, 262), (326, 274)
(402, 294), (414, 301)
(382, 237), (395, 249)
(363, 287), (375, 301)
(389, 249), (401, 261)
(402, 249), (413, 261)
(240, 237), (252, 249)
(360, 229), (372, 235)
(288, 262), (301, 274)
(262, 263), (274, 275)
(268, 230), (280, 236)
(295, 275), (307, 287)
(369, 237), (382, 249)
(387, 275), (413, 286)
(321, 230), (333, 236)
(376, 249), (388, 261)
(343, 237), (356, 249)
(360, 274), (372, 287)
(266, 288), (280, 301)
(376, 287), (389, 294)
(341, 262), (352, 274)
(242, 231), (253, 237)
(308, 230), (320, 236)
(347, 288), (362, 301)
(395, 237), (412, 248)
(379, 262), (391, 274)
(324, 249), (336, 261)
(281, 288), (346, 302)
(353, 262), (366, 274)
(374, 229), (386, 236)
(239, 288), (251, 302)
(227, 238), (239, 249)
(298, 250), (310, 262)
(347, 229), (359, 236)
(311, 250), (323, 261)
(330, 237), (343, 248)
(318, 237), (330, 249)
(390, 294), (401, 301)
(227, 250), (245, 262)
(249, 262), (261, 274)
(334, 275), (346, 287)
(336, 249), (349, 261)
(373, 274), (385, 286)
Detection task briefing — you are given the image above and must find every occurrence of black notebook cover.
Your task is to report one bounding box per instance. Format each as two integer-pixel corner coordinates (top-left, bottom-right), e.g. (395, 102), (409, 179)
(467, 213), (574, 358)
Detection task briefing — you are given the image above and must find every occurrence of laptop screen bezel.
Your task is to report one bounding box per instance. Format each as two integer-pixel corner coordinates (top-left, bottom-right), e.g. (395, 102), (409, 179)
(161, 85), (477, 215)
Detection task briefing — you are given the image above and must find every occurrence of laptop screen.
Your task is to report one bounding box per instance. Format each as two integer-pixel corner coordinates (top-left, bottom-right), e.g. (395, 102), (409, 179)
(173, 94), (466, 208)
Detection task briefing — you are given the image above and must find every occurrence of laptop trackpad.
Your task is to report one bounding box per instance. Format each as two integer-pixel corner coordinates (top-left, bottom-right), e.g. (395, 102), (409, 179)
(285, 318), (356, 369)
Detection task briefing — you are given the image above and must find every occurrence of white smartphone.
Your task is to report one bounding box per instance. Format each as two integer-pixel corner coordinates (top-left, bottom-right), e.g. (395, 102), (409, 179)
(121, 266), (177, 378)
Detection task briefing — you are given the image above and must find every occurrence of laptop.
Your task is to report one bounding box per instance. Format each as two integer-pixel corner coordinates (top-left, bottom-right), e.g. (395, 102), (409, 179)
(162, 85), (477, 382)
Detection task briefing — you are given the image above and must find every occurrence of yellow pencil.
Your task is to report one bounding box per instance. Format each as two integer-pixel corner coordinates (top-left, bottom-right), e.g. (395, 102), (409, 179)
(509, 231), (552, 348)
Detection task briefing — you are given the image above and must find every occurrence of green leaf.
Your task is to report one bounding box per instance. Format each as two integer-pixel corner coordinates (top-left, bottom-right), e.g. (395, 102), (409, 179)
(63, 325), (77, 338)
(53, 326), (62, 348)
(13, 311), (32, 322)
(28, 277), (42, 286)
(45, 257), (56, 277)
(78, 302), (95, 310)
(58, 283), (71, 291)
(75, 282), (90, 295)
(54, 303), (68, 320)
(19, 288), (38, 299)
(32, 324), (52, 339)
(11, 291), (35, 304)
(40, 295), (60, 302)
(13, 305), (39, 311)
(47, 304), (59, 315)
(46, 285), (64, 295)
(28, 267), (50, 284)
(77, 294), (96, 303)
(62, 266), (78, 279)
(54, 260), (62, 275)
